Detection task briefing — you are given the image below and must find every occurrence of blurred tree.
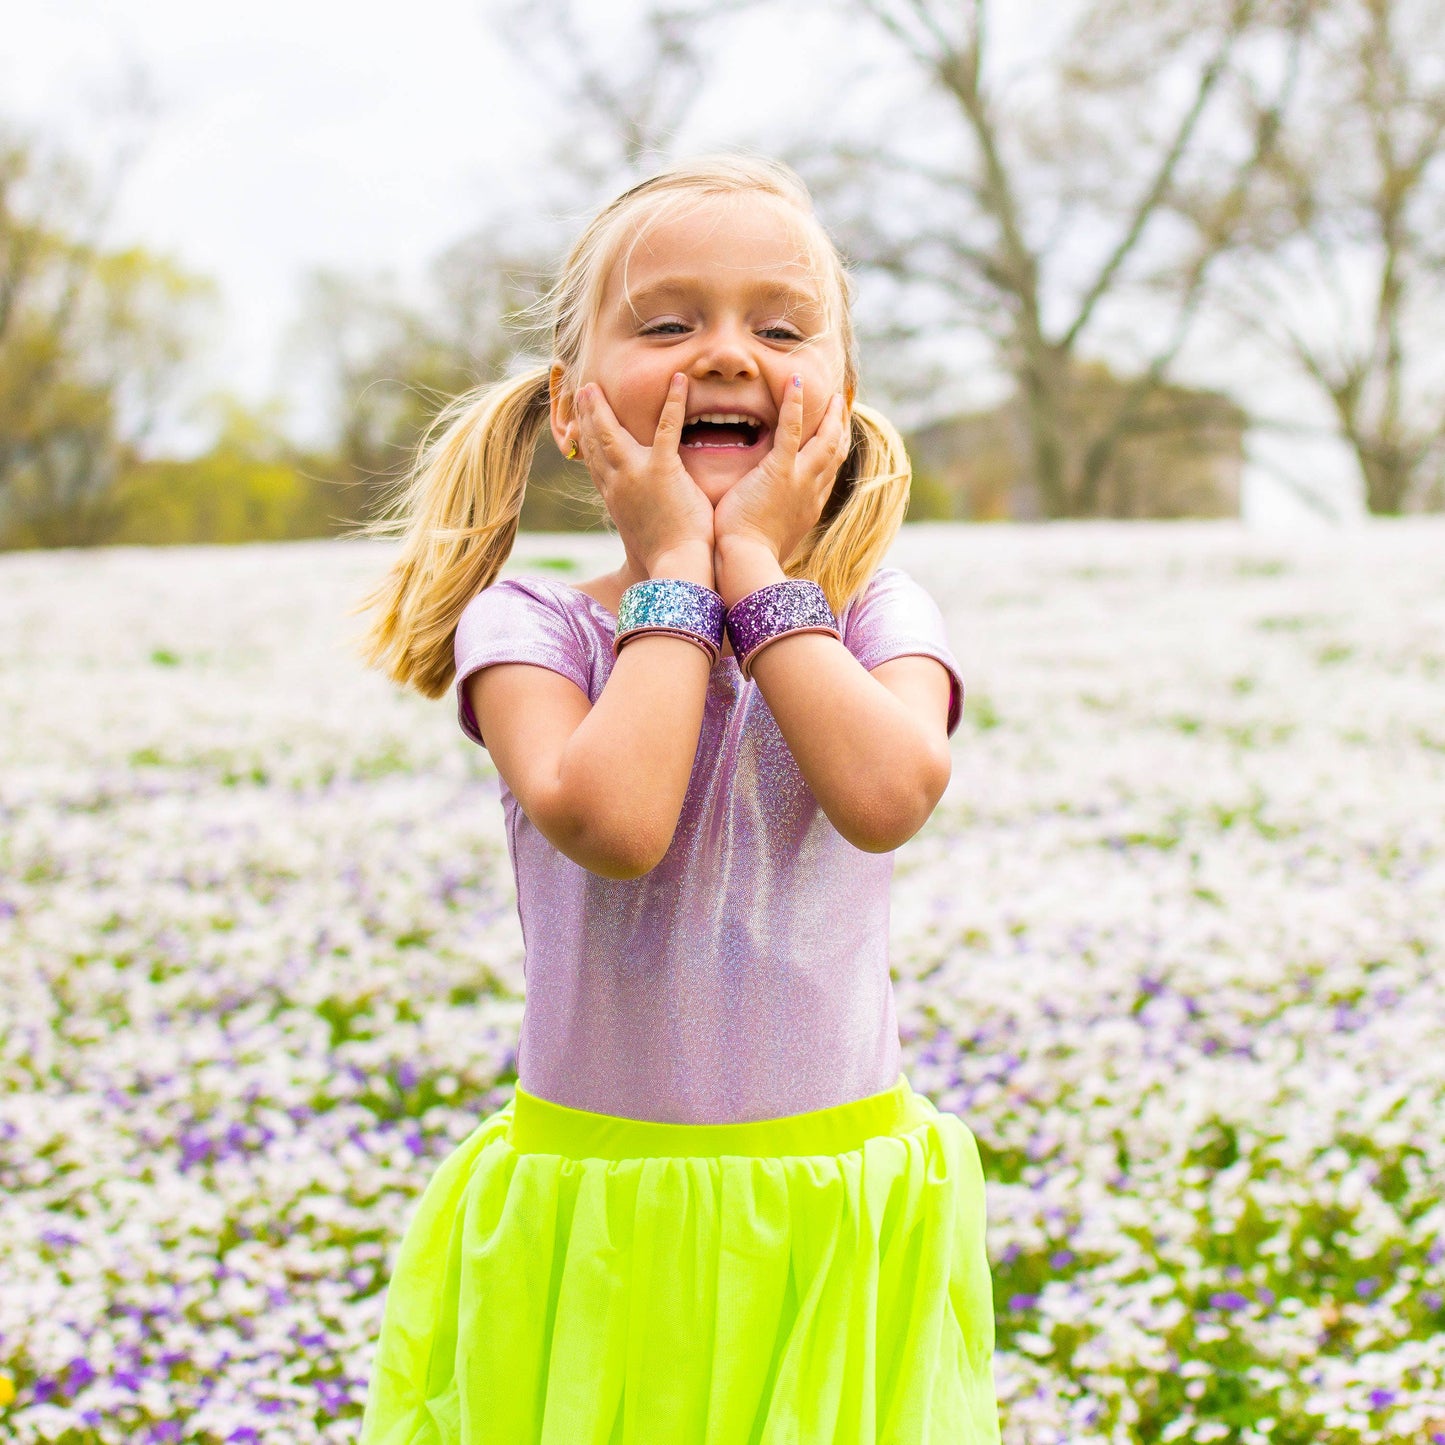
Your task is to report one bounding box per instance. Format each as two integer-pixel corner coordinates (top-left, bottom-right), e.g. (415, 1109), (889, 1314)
(0, 125), (212, 548)
(292, 222), (608, 533)
(785, 0), (1313, 517)
(494, 0), (708, 186)
(1222, 0), (1445, 513)
(111, 396), (332, 545)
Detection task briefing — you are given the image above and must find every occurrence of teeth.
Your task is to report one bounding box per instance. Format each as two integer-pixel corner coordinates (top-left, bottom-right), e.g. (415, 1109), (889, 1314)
(687, 412), (761, 426)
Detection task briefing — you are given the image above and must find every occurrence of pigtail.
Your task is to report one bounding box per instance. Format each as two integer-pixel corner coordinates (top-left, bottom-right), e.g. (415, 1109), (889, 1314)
(788, 401), (911, 615)
(352, 366), (551, 699)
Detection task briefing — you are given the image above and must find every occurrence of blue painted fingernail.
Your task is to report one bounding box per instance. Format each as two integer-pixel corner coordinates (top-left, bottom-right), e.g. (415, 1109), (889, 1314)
(792, 373), (803, 389)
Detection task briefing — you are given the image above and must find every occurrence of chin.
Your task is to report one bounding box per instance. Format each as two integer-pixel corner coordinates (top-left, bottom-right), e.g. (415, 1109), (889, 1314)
(681, 456), (751, 502)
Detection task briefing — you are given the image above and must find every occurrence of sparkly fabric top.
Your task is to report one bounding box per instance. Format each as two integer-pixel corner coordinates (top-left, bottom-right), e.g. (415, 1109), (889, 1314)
(453, 567), (965, 1124)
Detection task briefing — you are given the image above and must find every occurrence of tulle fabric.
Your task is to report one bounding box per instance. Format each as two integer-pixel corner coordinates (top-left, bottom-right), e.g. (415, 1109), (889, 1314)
(359, 1074), (999, 1444)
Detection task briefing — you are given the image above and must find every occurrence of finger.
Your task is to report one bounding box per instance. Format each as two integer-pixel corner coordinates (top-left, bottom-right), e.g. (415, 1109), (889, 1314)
(775, 372), (806, 465)
(799, 391), (847, 471)
(577, 383), (630, 465)
(651, 372), (689, 457)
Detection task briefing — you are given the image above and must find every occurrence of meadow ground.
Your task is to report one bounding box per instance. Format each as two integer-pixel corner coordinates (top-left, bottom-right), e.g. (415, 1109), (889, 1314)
(1, 520), (1443, 1444)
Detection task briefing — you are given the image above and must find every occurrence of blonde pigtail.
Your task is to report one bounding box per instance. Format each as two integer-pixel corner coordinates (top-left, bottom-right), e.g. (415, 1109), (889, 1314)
(352, 366), (551, 698)
(788, 401), (912, 615)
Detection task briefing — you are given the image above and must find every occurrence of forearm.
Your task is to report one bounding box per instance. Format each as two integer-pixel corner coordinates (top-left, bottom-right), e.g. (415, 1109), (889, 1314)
(554, 635), (709, 874)
(716, 540), (948, 852)
(553, 550), (714, 876)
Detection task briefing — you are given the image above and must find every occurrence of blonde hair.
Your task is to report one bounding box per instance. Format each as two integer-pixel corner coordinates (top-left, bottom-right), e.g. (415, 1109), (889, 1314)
(355, 152), (913, 699)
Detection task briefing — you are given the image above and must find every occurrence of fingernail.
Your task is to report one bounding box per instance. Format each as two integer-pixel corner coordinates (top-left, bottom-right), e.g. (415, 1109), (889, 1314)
(674, 372), (686, 387)
(792, 374), (803, 389)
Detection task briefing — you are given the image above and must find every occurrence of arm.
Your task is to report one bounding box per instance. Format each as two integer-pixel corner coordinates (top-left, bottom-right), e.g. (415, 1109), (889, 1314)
(467, 549), (714, 881)
(716, 538), (954, 853)
(469, 372), (721, 881)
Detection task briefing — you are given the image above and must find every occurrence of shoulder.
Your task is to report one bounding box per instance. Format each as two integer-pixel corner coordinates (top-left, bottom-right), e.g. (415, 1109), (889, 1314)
(457, 574), (589, 627)
(453, 576), (606, 747)
(455, 575), (600, 660)
(840, 565), (965, 735)
(840, 566), (947, 635)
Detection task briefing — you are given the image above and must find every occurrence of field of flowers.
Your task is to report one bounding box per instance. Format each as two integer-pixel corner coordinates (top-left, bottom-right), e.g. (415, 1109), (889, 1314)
(1, 519), (1443, 1444)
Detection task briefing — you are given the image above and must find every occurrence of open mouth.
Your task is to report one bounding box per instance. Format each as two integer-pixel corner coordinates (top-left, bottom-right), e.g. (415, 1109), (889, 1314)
(680, 412), (768, 450)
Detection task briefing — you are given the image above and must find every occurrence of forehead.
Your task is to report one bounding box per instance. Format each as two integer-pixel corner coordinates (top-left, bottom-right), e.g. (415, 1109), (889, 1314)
(603, 191), (834, 315)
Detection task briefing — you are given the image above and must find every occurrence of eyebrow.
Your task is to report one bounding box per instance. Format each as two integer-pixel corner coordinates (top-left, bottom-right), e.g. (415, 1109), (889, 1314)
(622, 275), (825, 318)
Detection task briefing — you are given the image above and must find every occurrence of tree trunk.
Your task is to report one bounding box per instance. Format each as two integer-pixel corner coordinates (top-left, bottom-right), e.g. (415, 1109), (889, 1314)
(1016, 342), (1073, 518)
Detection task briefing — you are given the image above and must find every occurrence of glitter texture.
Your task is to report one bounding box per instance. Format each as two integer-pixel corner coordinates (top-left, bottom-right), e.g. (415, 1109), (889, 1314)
(453, 568), (965, 1124)
(725, 578), (842, 681)
(614, 578), (726, 665)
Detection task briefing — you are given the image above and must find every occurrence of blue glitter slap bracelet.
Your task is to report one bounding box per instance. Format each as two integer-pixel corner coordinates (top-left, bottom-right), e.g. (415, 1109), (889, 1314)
(613, 578), (727, 666)
(725, 578), (842, 682)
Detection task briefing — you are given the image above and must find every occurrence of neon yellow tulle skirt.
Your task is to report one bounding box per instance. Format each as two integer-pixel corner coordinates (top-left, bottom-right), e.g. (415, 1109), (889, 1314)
(359, 1073), (999, 1444)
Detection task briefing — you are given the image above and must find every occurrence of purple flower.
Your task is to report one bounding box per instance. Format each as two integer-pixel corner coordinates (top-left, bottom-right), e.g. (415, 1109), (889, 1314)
(1008, 1294), (1038, 1311)
(1356, 1277), (1379, 1300)
(226, 1431), (260, 1444)
(1049, 1250), (1075, 1269)
(1209, 1290), (1249, 1312)
(1368, 1389), (1396, 1411)
(149, 1424), (182, 1444)
(65, 1357), (96, 1391)
(317, 1379), (349, 1415)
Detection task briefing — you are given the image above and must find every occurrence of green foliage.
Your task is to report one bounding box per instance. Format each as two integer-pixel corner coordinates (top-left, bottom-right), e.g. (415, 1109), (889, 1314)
(0, 126), (215, 549)
(111, 453), (321, 546)
(905, 466), (956, 521)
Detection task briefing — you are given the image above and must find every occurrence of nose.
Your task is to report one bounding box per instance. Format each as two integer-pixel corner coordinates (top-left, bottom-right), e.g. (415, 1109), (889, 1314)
(687, 318), (760, 380)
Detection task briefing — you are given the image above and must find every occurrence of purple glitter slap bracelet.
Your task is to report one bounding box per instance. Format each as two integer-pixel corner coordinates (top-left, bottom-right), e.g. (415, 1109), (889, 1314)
(613, 578), (727, 665)
(725, 578), (842, 681)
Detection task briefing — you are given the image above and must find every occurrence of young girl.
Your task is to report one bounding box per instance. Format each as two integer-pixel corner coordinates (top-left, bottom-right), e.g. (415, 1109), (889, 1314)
(355, 154), (999, 1444)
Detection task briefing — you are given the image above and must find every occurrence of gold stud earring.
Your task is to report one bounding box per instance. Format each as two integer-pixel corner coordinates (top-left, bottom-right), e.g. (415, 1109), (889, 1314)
(565, 438), (579, 460)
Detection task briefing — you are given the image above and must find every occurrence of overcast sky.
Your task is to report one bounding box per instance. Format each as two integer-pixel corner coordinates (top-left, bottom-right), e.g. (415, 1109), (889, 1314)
(5, 0), (1355, 524)
(5, 0), (554, 415)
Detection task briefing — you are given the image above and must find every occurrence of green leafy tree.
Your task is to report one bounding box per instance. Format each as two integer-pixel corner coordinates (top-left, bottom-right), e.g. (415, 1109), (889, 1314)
(112, 396), (332, 545)
(0, 125), (213, 548)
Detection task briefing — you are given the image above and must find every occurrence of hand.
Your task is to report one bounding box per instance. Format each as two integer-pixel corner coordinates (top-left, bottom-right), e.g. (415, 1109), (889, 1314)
(575, 373), (716, 576)
(712, 376), (851, 564)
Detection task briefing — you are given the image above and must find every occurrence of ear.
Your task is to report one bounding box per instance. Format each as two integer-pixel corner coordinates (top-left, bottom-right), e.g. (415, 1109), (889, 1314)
(548, 364), (576, 457)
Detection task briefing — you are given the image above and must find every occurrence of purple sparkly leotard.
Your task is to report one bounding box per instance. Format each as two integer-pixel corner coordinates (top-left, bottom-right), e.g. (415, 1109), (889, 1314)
(453, 566), (965, 1125)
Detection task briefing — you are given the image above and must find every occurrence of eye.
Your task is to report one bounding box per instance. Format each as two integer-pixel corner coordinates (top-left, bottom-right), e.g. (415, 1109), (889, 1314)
(639, 320), (689, 336)
(759, 326), (802, 342)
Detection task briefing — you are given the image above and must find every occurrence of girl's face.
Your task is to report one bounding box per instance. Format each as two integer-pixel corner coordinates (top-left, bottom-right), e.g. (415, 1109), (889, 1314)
(562, 193), (850, 505)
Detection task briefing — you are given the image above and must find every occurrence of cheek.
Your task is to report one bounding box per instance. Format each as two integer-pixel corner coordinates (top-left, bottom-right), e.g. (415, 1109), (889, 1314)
(600, 362), (671, 441)
(797, 355), (844, 417)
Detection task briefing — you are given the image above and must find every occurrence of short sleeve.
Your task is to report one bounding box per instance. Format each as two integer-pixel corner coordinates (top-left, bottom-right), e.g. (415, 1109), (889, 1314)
(843, 567), (966, 737)
(453, 579), (595, 749)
